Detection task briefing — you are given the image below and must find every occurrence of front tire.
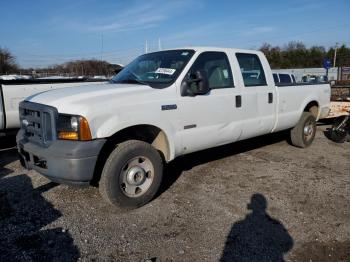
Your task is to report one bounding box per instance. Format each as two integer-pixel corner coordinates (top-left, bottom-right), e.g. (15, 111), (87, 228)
(290, 112), (316, 148)
(99, 140), (163, 209)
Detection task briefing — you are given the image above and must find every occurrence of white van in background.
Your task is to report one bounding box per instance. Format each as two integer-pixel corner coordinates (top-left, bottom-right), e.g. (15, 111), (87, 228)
(272, 71), (297, 84)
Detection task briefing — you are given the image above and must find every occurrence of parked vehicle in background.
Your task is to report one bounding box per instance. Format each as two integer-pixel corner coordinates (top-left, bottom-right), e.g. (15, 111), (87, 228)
(302, 74), (328, 83)
(272, 71), (297, 84)
(93, 75), (108, 80)
(17, 47), (331, 209)
(0, 75), (33, 80)
(0, 79), (107, 136)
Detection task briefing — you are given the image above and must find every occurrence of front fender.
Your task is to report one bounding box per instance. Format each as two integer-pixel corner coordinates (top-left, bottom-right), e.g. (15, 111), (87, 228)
(92, 115), (177, 161)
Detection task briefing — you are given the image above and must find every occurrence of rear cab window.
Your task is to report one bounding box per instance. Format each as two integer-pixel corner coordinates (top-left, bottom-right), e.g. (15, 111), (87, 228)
(236, 53), (267, 86)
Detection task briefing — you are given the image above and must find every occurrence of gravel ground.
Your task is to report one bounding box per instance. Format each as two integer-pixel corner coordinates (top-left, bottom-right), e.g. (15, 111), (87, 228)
(0, 124), (349, 262)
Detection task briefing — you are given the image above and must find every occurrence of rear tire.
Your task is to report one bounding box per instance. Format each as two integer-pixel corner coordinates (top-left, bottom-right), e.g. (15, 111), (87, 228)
(99, 140), (163, 209)
(290, 112), (316, 148)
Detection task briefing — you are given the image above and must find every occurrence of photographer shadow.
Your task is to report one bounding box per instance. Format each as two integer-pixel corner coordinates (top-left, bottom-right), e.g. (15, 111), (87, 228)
(0, 174), (80, 261)
(0, 135), (19, 177)
(220, 194), (293, 262)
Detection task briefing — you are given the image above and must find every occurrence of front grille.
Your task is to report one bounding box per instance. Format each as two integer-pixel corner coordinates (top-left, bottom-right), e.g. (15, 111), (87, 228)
(19, 102), (57, 146)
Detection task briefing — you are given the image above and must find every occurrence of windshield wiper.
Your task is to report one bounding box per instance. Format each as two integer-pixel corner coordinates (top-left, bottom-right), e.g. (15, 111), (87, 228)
(116, 79), (148, 85)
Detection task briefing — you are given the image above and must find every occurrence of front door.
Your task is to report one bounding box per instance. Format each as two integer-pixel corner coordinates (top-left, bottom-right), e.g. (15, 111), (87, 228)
(177, 51), (242, 154)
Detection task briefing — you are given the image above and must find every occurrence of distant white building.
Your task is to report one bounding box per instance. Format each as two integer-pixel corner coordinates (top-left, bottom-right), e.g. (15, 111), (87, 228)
(272, 67), (339, 82)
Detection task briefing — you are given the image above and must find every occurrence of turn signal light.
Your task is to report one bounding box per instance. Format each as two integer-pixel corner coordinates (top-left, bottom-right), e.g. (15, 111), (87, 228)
(57, 116), (92, 141)
(58, 131), (79, 140)
(79, 117), (92, 141)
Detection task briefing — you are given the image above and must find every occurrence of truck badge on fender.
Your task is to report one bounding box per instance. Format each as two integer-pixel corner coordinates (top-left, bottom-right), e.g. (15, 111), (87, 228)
(161, 104), (177, 111)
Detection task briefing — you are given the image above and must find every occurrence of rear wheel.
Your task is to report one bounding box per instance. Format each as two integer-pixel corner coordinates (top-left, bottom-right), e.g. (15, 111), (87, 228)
(290, 112), (316, 148)
(99, 140), (163, 209)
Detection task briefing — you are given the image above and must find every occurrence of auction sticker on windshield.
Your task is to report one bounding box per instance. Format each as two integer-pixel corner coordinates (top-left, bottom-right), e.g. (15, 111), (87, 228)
(155, 68), (176, 75)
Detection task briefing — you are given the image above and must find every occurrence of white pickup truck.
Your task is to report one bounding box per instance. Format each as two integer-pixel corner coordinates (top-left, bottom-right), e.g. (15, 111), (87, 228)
(0, 81), (106, 136)
(17, 47), (330, 208)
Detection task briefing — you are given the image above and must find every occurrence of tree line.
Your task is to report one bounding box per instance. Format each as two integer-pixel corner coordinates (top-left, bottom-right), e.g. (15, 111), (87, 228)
(25, 60), (123, 77)
(1, 42), (350, 76)
(0, 47), (122, 77)
(260, 42), (350, 69)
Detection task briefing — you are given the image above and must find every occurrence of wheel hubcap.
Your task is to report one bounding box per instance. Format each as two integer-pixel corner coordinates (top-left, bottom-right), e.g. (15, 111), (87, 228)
(303, 120), (314, 141)
(304, 126), (312, 136)
(120, 156), (154, 198)
(126, 166), (146, 186)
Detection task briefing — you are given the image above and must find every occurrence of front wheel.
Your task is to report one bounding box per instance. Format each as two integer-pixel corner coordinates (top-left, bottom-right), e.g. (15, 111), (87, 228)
(99, 140), (163, 209)
(290, 112), (317, 148)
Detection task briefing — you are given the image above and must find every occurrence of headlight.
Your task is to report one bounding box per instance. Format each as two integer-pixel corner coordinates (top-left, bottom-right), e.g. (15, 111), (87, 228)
(57, 114), (92, 141)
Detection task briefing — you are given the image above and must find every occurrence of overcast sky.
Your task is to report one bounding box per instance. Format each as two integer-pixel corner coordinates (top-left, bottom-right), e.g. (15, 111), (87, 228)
(1, 0), (349, 68)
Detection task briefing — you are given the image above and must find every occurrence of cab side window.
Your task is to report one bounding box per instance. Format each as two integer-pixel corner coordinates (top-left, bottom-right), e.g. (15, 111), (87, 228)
(236, 53), (267, 86)
(187, 52), (234, 89)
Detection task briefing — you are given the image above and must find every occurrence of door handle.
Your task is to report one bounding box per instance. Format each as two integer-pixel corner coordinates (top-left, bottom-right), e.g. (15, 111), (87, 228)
(236, 95), (242, 108)
(268, 93), (273, 104)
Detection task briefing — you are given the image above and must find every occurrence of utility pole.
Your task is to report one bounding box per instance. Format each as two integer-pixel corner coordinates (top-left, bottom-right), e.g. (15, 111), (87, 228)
(145, 40), (148, 54)
(158, 38), (162, 51)
(101, 33), (104, 76)
(333, 42), (339, 68)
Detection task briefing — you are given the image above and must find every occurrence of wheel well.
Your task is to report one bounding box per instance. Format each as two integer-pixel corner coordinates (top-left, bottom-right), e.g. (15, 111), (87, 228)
(304, 101), (319, 118)
(91, 125), (170, 185)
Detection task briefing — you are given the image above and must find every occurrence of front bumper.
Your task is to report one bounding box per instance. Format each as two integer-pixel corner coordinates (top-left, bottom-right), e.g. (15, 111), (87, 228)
(17, 129), (106, 185)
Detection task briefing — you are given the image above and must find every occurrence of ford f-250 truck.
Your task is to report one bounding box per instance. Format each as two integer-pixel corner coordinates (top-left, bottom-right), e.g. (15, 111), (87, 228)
(17, 47), (330, 208)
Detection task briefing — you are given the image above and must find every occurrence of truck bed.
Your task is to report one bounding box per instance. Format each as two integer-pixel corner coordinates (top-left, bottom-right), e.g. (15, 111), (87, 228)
(274, 83), (330, 131)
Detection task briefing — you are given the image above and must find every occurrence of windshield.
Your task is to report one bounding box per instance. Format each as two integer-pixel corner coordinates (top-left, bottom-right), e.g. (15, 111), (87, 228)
(111, 49), (195, 88)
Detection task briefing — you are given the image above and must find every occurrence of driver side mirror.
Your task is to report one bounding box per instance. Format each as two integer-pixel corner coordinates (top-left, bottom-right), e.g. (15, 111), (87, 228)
(181, 70), (210, 97)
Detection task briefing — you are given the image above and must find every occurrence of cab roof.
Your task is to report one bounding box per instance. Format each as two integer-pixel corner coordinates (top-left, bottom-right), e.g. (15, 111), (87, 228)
(165, 46), (264, 55)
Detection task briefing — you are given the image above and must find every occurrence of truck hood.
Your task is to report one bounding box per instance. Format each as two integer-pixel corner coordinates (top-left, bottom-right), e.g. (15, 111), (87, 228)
(26, 82), (162, 115)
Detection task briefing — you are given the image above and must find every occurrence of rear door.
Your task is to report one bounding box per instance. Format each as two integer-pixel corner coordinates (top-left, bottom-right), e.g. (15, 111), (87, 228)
(177, 51), (242, 154)
(235, 53), (277, 139)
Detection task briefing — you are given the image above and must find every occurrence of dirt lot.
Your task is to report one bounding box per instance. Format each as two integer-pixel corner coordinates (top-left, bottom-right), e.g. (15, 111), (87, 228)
(0, 124), (349, 262)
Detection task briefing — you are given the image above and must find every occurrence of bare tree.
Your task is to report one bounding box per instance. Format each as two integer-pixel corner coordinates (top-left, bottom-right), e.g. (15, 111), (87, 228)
(0, 48), (19, 74)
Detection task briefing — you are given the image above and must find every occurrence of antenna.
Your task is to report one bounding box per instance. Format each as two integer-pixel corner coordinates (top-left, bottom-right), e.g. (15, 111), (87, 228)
(145, 40), (148, 54)
(158, 38), (162, 51)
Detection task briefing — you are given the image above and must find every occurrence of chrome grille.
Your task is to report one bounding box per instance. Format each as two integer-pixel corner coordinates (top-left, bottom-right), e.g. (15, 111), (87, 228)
(19, 102), (57, 145)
